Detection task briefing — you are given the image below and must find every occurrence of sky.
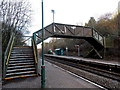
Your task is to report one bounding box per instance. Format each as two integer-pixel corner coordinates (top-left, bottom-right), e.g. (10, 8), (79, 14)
(28, 0), (119, 36)
(27, 0), (119, 48)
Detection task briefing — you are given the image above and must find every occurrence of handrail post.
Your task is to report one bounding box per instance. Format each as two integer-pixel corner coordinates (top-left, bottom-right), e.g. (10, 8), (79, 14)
(92, 28), (94, 37)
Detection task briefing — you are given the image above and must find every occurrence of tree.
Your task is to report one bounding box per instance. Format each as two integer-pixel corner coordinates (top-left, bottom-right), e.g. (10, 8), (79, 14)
(0, 0), (31, 53)
(85, 17), (96, 28)
(95, 13), (118, 36)
(0, 0), (31, 32)
(86, 13), (118, 36)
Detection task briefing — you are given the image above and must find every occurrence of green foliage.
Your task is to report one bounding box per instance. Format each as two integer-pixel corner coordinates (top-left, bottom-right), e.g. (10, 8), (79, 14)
(86, 13), (119, 37)
(44, 38), (92, 56)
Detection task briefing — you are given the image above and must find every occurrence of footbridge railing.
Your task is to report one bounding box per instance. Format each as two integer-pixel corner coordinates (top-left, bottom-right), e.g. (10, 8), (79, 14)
(35, 23), (104, 47)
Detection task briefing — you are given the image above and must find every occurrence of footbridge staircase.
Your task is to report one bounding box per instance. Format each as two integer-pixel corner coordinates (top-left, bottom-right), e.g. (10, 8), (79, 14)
(3, 33), (38, 80)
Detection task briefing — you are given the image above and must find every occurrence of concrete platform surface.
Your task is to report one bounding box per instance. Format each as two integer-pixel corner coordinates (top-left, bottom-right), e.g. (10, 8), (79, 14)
(45, 61), (102, 89)
(45, 54), (120, 66)
(2, 58), (103, 89)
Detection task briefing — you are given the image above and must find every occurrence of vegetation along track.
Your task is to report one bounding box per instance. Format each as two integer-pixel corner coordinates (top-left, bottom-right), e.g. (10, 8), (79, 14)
(45, 55), (120, 82)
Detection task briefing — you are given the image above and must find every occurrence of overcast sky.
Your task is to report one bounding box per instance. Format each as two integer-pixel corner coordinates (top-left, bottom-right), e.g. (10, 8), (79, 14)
(28, 0), (119, 35)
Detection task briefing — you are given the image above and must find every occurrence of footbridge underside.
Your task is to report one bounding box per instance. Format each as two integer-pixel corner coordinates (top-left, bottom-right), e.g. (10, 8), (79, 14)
(34, 23), (105, 58)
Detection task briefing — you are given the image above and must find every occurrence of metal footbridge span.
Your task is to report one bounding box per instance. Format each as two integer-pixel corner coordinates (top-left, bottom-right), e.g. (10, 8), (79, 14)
(34, 23), (105, 58)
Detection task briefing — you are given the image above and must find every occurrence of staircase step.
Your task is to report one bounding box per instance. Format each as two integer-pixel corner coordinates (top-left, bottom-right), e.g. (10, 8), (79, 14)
(9, 60), (34, 63)
(12, 49), (33, 51)
(7, 68), (36, 73)
(13, 46), (31, 48)
(11, 52), (33, 55)
(5, 74), (37, 80)
(10, 56), (34, 58)
(12, 48), (32, 50)
(10, 58), (34, 61)
(7, 65), (35, 69)
(12, 47), (32, 49)
(13, 46), (32, 48)
(11, 53), (33, 56)
(10, 56), (34, 59)
(11, 50), (33, 52)
(12, 50), (33, 52)
(5, 46), (36, 79)
(6, 70), (36, 76)
(8, 62), (35, 66)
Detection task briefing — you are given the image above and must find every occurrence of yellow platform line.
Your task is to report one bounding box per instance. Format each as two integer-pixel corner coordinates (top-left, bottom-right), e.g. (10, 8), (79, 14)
(5, 74), (38, 80)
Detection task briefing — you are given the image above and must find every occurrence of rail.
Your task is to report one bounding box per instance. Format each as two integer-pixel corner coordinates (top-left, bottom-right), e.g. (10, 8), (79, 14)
(3, 32), (15, 79)
(14, 36), (32, 46)
(32, 33), (38, 74)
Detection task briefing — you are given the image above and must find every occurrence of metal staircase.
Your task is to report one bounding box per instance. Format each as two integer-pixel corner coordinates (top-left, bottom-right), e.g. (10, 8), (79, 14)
(5, 46), (36, 79)
(3, 33), (38, 80)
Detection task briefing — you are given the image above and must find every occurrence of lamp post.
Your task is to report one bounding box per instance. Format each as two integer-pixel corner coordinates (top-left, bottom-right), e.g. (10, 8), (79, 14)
(51, 9), (55, 23)
(41, 0), (45, 88)
(78, 46), (80, 57)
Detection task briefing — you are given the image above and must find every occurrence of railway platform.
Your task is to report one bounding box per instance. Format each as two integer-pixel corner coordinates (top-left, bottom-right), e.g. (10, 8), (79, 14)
(2, 57), (103, 89)
(45, 54), (120, 67)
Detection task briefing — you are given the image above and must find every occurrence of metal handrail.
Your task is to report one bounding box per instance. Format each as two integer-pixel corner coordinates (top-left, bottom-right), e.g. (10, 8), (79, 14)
(92, 28), (104, 46)
(6, 36), (15, 65)
(32, 33), (38, 74)
(32, 39), (38, 64)
(14, 36), (32, 46)
(3, 32), (15, 79)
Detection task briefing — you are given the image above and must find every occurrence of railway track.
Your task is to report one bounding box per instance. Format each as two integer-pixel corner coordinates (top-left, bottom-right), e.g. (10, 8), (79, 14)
(45, 55), (120, 89)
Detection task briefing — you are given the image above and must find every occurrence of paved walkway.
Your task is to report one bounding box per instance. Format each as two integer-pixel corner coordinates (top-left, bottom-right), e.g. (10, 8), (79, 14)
(2, 58), (102, 89)
(45, 61), (101, 88)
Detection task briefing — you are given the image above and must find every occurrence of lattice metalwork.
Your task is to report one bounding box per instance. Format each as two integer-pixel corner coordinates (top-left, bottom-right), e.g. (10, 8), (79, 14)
(35, 23), (104, 46)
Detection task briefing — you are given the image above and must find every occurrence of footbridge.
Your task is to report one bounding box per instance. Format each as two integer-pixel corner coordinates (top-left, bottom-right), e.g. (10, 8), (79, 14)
(34, 23), (107, 58)
(2, 22), (114, 80)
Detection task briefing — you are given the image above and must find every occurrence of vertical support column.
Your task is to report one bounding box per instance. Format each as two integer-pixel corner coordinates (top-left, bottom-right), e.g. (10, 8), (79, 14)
(103, 48), (106, 59)
(92, 28), (94, 37)
(78, 46), (80, 57)
(103, 37), (106, 59)
(66, 47), (68, 56)
(41, 0), (45, 88)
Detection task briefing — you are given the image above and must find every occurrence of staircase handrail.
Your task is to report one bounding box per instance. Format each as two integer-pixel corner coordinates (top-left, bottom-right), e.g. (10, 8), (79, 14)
(32, 33), (38, 74)
(3, 32), (15, 79)
(92, 28), (105, 46)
